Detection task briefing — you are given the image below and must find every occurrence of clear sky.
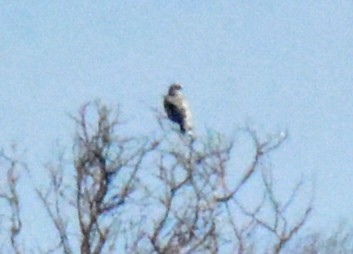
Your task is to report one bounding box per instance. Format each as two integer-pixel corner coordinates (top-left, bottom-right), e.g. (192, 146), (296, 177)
(1, 0), (353, 245)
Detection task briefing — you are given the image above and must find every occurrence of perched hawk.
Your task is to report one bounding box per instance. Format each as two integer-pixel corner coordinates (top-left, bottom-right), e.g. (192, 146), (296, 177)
(163, 83), (193, 135)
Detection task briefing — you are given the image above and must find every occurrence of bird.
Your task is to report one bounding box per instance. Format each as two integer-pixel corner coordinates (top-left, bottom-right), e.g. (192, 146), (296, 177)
(163, 83), (193, 135)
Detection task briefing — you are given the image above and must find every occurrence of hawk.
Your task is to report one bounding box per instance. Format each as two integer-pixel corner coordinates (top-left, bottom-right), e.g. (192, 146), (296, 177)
(163, 83), (193, 135)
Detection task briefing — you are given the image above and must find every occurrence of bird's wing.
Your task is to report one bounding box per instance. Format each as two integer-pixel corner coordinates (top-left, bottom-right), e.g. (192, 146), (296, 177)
(163, 96), (187, 126)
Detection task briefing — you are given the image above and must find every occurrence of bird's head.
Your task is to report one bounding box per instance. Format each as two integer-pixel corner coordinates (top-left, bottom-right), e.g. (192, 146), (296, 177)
(168, 83), (183, 96)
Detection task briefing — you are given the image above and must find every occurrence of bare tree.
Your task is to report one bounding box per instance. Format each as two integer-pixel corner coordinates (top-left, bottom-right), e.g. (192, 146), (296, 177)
(289, 222), (353, 254)
(0, 147), (23, 254)
(3, 101), (314, 254)
(36, 102), (157, 254)
(141, 122), (313, 254)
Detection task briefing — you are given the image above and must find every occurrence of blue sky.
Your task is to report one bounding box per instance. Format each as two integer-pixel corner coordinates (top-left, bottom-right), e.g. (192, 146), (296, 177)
(1, 0), (353, 244)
